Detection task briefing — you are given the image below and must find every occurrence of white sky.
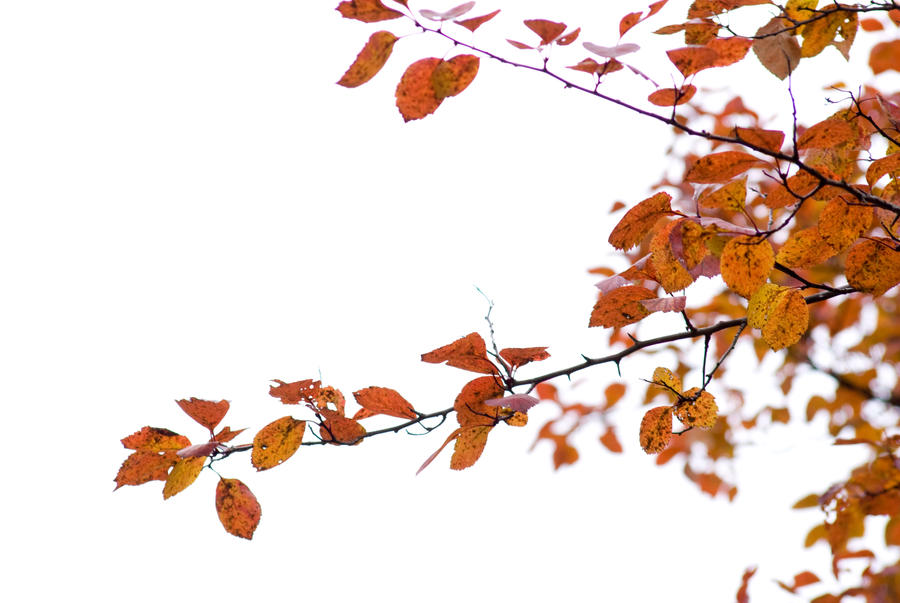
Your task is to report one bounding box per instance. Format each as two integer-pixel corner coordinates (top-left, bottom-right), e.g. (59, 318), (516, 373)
(0, 1), (890, 601)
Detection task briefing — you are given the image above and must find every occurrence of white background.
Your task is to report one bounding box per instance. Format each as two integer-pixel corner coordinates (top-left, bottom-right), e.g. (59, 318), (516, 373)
(0, 1), (888, 601)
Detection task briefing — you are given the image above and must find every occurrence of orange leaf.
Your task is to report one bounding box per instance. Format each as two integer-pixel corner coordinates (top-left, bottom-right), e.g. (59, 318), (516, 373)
(869, 40), (900, 74)
(736, 566), (757, 603)
(818, 196), (872, 251)
(421, 332), (498, 374)
(675, 388), (718, 429)
(604, 383), (627, 409)
(733, 126), (784, 153)
(762, 288), (809, 350)
(685, 151), (762, 184)
(797, 118), (856, 150)
(747, 283), (785, 329)
(607, 191), (672, 250)
(417, 427), (464, 474)
(450, 425), (493, 470)
(639, 406), (673, 453)
(556, 27), (581, 46)
(251, 416), (306, 471)
(163, 457), (205, 500)
(775, 227), (838, 268)
(524, 19), (567, 45)
(764, 171), (817, 209)
(600, 426), (623, 453)
(706, 36), (753, 67)
(395, 58), (442, 122)
(353, 386), (418, 419)
(121, 426), (191, 452)
(720, 235), (774, 298)
(698, 177), (746, 211)
(215, 478), (261, 540)
(589, 285), (655, 328)
(318, 408), (367, 445)
(431, 55), (479, 101)
(214, 426), (246, 443)
(568, 57), (623, 75)
(337, 31), (398, 88)
(652, 366), (682, 395)
(846, 237), (900, 295)
(499, 346), (550, 368)
(650, 220), (695, 293)
(666, 46), (719, 76)
(619, 12), (643, 37)
(269, 378), (321, 405)
(647, 85), (696, 106)
(455, 9), (500, 32)
(336, 0), (403, 23)
(752, 18), (801, 80)
(688, 0), (767, 19)
(865, 152), (900, 187)
(176, 398), (230, 432)
(114, 450), (180, 490)
(454, 376), (504, 427)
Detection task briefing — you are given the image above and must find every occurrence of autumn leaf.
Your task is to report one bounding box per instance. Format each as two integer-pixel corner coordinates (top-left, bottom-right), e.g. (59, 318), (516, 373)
(417, 427), (464, 475)
(775, 227), (838, 268)
(870, 39), (900, 74)
(121, 426), (191, 452)
(352, 386), (418, 419)
(420, 2), (475, 21)
(818, 196), (872, 251)
(176, 398), (230, 432)
(650, 220), (695, 293)
(177, 441), (222, 458)
(753, 18), (801, 80)
(115, 450), (180, 490)
(687, 0), (767, 19)
(337, 0), (403, 23)
(666, 46), (719, 77)
(450, 425), (493, 470)
(619, 12), (643, 37)
(599, 426), (623, 453)
(431, 55), (479, 101)
(865, 152), (900, 187)
(455, 376), (504, 427)
(698, 177), (747, 211)
(337, 31), (398, 88)
(485, 393), (541, 413)
(499, 346), (550, 368)
(163, 457), (205, 500)
(799, 9), (847, 58)
(269, 378), (320, 405)
(215, 478), (261, 540)
(589, 285), (655, 328)
(421, 332), (498, 374)
(318, 408), (367, 445)
(762, 288), (810, 350)
(674, 388), (718, 429)
(639, 406), (673, 453)
(524, 19), (567, 45)
(733, 127), (785, 153)
(396, 57), (443, 121)
(797, 118), (856, 150)
(584, 42), (641, 58)
(748, 283), (786, 329)
(685, 151), (762, 184)
(640, 296), (687, 313)
(652, 366), (682, 395)
(647, 85), (696, 106)
(720, 235), (774, 298)
(706, 36), (753, 68)
(736, 567), (758, 603)
(455, 9), (500, 32)
(556, 27), (581, 46)
(846, 237), (900, 295)
(251, 416), (306, 471)
(607, 191), (672, 250)
(213, 426), (246, 443)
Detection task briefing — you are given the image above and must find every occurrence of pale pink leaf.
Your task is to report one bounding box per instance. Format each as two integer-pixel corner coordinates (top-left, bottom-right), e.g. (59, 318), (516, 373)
(640, 296), (687, 313)
(484, 393), (541, 413)
(696, 216), (757, 234)
(583, 42), (640, 58)
(690, 254), (721, 279)
(595, 275), (629, 293)
(420, 2), (475, 21)
(177, 442), (222, 458)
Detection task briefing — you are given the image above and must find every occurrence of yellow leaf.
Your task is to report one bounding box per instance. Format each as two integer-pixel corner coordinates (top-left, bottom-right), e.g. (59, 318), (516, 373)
(650, 220), (695, 293)
(652, 366), (682, 395)
(337, 31), (398, 88)
(775, 227), (838, 268)
(163, 457), (205, 500)
(431, 55), (479, 101)
(846, 237), (900, 296)
(748, 283), (786, 329)
(698, 177), (747, 212)
(799, 8), (846, 58)
(251, 416), (306, 471)
(450, 425), (492, 470)
(675, 388), (718, 429)
(817, 196), (872, 251)
(761, 288), (809, 350)
(720, 235), (774, 298)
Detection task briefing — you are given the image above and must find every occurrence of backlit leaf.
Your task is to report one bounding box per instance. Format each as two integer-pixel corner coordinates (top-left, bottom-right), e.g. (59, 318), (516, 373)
(818, 196), (872, 251)
(619, 12), (643, 37)
(353, 386), (418, 419)
(499, 346), (550, 368)
(647, 85), (696, 106)
(733, 127), (785, 153)
(865, 152), (900, 187)
(639, 406), (673, 453)
(748, 283), (786, 329)
(764, 171), (817, 209)
(176, 398), (230, 432)
(177, 442), (221, 458)
(121, 426), (191, 452)
(420, 1), (475, 21)
(846, 237), (900, 295)
(589, 285), (655, 328)
(652, 366), (682, 395)
(556, 27), (581, 46)
(455, 9), (500, 32)
(797, 118), (856, 150)
(869, 39), (900, 74)
(485, 393), (540, 413)
(736, 566), (758, 603)
(762, 288), (809, 350)
(421, 332), (498, 374)
(431, 55), (479, 101)
(685, 151), (762, 184)
(455, 376), (504, 427)
(600, 427), (623, 453)
(215, 478), (261, 539)
(568, 58), (624, 75)
(698, 177), (746, 211)
(706, 36), (753, 68)
(752, 18), (801, 80)
(793, 493), (821, 509)
(688, 0), (767, 19)
(318, 408), (367, 445)
(337, 31), (398, 88)
(269, 378), (320, 405)
(640, 296), (687, 313)
(396, 58), (442, 121)
(214, 426), (246, 444)
(608, 191), (672, 250)
(337, 0), (403, 23)
(524, 19), (567, 45)
(417, 427), (463, 475)
(251, 416), (306, 471)
(163, 457), (205, 500)
(675, 388), (718, 429)
(584, 42), (641, 58)
(720, 235), (774, 298)
(775, 227), (839, 268)
(799, 8), (848, 58)
(450, 425), (493, 470)
(666, 46), (719, 76)
(650, 220), (695, 293)
(114, 450), (180, 490)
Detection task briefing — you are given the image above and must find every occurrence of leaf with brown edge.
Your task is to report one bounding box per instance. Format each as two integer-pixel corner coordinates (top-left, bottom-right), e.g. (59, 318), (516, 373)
(455, 9), (500, 32)
(269, 378), (320, 405)
(337, 0), (403, 23)
(733, 126), (784, 153)
(431, 55), (479, 101)
(619, 12), (642, 37)
(421, 332), (498, 374)
(675, 388), (718, 429)
(353, 386), (418, 419)
(163, 457), (205, 500)
(775, 227), (839, 268)
(589, 285), (655, 328)
(652, 366), (682, 395)
(607, 191), (672, 250)
(639, 406), (673, 453)
(499, 346), (550, 369)
(752, 18), (801, 80)
(762, 288), (809, 350)
(175, 398), (230, 432)
(213, 426), (246, 444)
(685, 151), (762, 184)
(251, 416), (306, 471)
(337, 31), (398, 88)
(846, 238), (900, 296)
(114, 450), (180, 490)
(600, 426), (623, 453)
(318, 408), (367, 445)
(396, 58), (442, 122)
(450, 425), (493, 470)
(454, 376), (504, 427)
(215, 478), (261, 540)
(121, 426), (191, 452)
(524, 19), (567, 45)
(666, 46), (719, 76)
(720, 235), (774, 298)
(647, 85), (696, 106)
(698, 177), (746, 211)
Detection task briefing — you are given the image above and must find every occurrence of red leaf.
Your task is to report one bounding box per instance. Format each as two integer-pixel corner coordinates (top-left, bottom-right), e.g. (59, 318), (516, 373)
(176, 398), (230, 432)
(524, 19), (567, 45)
(318, 408), (367, 445)
(455, 9), (500, 32)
